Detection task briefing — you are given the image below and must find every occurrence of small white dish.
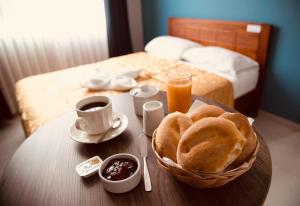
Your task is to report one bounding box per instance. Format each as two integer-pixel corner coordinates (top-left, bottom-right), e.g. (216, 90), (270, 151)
(112, 76), (138, 91)
(81, 78), (110, 91)
(69, 112), (128, 144)
(99, 153), (141, 193)
(81, 71), (113, 91)
(81, 76), (137, 91)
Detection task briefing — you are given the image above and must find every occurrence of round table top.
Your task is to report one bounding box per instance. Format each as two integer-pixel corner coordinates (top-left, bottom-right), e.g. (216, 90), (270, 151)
(0, 92), (272, 206)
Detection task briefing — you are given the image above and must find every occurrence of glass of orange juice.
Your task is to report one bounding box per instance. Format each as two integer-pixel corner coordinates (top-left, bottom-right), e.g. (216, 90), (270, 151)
(167, 68), (192, 113)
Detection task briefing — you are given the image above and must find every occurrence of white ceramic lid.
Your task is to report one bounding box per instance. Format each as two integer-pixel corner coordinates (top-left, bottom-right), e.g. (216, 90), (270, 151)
(130, 85), (159, 98)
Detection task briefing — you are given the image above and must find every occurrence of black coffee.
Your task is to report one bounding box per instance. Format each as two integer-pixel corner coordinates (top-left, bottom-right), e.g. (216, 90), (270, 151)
(80, 102), (107, 112)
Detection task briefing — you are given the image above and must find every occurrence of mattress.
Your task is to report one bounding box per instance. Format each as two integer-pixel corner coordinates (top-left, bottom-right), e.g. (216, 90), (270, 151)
(181, 61), (259, 98)
(231, 68), (259, 98)
(16, 52), (233, 136)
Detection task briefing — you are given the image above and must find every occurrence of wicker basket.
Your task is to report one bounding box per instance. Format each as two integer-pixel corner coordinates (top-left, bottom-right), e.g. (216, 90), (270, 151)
(152, 129), (260, 188)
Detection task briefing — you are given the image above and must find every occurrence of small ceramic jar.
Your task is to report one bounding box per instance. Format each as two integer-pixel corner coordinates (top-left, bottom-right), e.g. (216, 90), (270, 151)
(130, 85), (160, 116)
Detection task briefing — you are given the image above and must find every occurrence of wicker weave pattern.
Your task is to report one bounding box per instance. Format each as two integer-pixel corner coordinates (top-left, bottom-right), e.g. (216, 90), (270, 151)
(152, 130), (260, 188)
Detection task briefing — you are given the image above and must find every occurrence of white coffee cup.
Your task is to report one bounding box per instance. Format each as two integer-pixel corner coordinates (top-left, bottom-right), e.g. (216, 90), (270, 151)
(75, 95), (112, 135)
(143, 101), (165, 136)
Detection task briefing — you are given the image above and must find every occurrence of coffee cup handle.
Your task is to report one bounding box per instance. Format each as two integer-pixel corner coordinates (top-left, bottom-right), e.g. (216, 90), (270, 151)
(75, 117), (89, 131)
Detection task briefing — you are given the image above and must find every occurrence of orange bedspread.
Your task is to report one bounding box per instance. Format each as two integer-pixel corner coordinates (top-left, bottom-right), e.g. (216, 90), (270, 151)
(16, 52), (233, 136)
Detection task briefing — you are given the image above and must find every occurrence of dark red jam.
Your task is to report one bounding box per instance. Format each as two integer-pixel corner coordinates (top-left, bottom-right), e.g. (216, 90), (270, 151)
(102, 158), (137, 181)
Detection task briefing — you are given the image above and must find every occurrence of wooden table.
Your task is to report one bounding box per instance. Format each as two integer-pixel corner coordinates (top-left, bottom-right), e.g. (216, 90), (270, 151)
(0, 92), (272, 206)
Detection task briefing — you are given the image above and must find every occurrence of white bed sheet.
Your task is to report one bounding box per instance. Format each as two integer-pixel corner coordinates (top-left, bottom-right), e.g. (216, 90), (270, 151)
(231, 68), (259, 98)
(181, 61), (259, 99)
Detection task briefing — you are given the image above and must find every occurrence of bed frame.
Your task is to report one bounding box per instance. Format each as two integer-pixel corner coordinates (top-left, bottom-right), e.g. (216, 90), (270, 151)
(168, 17), (272, 116)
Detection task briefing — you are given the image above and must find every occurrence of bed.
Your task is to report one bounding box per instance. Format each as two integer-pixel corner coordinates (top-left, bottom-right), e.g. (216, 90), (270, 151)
(168, 18), (271, 115)
(16, 18), (272, 136)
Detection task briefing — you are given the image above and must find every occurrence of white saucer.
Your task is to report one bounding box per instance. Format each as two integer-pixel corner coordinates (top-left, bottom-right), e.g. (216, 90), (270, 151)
(69, 112), (128, 144)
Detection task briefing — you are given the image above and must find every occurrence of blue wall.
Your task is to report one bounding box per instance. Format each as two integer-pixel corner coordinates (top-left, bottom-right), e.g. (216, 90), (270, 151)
(142, 0), (300, 123)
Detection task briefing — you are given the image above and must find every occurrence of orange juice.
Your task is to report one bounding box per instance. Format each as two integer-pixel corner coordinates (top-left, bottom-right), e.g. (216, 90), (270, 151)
(167, 69), (192, 113)
(167, 82), (192, 113)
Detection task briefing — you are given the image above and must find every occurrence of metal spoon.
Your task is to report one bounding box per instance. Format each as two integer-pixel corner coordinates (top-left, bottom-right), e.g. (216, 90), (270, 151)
(95, 117), (121, 143)
(111, 117), (121, 129)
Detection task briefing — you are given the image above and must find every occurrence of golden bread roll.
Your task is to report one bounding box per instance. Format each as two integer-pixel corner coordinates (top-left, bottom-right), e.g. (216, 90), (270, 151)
(219, 112), (257, 166)
(190, 105), (225, 122)
(155, 112), (193, 162)
(177, 117), (246, 173)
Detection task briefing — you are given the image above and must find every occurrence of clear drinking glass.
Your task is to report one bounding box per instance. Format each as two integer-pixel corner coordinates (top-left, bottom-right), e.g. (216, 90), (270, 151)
(167, 68), (192, 113)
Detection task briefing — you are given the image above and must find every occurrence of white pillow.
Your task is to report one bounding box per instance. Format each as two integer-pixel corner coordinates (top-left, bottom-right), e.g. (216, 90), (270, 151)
(182, 46), (259, 75)
(145, 36), (201, 60)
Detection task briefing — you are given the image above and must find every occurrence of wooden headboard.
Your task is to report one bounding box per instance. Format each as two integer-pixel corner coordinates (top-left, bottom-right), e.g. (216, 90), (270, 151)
(169, 17), (272, 115)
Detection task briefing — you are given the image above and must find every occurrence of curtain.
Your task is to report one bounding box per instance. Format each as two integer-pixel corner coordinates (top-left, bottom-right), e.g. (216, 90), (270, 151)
(0, 0), (109, 114)
(105, 0), (132, 57)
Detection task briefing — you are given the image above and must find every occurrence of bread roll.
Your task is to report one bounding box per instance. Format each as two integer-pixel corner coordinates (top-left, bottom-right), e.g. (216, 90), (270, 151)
(190, 105), (225, 122)
(177, 117), (246, 173)
(219, 112), (257, 166)
(155, 112), (193, 162)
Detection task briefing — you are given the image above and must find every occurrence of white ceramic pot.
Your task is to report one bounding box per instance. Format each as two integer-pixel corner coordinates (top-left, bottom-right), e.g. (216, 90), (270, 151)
(143, 101), (165, 136)
(130, 85), (160, 116)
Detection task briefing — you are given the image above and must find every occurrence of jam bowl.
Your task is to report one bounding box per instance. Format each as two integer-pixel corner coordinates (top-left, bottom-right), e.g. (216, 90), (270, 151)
(99, 153), (141, 193)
